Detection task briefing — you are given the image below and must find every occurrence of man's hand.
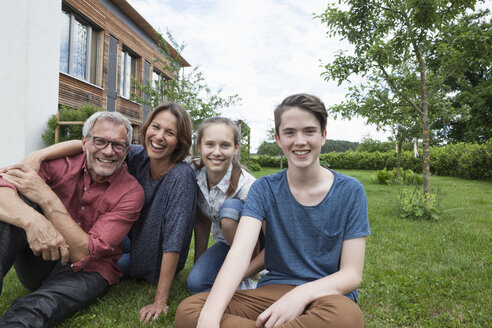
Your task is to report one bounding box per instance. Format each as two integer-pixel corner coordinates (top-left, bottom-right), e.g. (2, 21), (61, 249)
(0, 164), (52, 204)
(139, 300), (169, 322)
(256, 287), (308, 328)
(24, 215), (70, 265)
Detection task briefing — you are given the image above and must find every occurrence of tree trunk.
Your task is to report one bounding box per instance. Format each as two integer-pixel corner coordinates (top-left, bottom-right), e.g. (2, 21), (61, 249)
(396, 139), (402, 179)
(416, 53), (431, 200)
(422, 109), (431, 199)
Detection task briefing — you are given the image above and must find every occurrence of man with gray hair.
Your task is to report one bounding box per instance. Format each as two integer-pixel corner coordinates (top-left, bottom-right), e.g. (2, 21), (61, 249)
(0, 111), (144, 327)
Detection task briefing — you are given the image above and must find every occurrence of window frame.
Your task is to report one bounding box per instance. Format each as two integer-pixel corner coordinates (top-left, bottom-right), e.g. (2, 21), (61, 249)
(60, 5), (100, 84)
(120, 47), (139, 99)
(152, 68), (170, 90)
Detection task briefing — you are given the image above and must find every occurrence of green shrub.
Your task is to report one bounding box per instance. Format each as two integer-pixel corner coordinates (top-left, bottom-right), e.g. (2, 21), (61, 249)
(430, 140), (492, 180)
(320, 160), (330, 169)
(375, 168), (423, 185)
(398, 187), (441, 221)
(254, 139), (492, 180)
(319, 151), (421, 172)
(251, 155), (287, 168)
(42, 104), (103, 146)
(402, 169), (423, 185)
(375, 168), (395, 184)
(248, 162), (261, 171)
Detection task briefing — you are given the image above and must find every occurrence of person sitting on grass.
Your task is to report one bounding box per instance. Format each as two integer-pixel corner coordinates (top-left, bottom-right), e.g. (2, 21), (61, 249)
(0, 112), (144, 328)
(13, 102), (198, 323)
(175, 93), (370, 328)
(187, 117), (262, 294)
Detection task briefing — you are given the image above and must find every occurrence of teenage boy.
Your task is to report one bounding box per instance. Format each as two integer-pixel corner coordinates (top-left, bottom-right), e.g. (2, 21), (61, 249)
(175, 93), (370, 328)
(0, 112), (144, 327)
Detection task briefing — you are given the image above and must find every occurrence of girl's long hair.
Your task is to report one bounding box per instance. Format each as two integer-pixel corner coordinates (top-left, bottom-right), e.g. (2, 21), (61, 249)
(195, 117), (242, 197)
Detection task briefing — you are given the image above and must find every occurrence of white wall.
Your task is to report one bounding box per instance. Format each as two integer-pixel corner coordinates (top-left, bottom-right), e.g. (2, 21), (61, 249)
(0, 0), (61, 167)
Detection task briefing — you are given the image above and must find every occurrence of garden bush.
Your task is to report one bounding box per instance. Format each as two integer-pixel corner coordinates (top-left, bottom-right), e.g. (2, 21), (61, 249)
(255, 139), (492, 180)
(42, 104), (103, 146)
(248, 162), (261, 171)
(251, 155), (287, 168)
(375, 168), (423, 185)
(375, 168), (395, 185)
(398, 186), (441, 221)
(319, 151), (421, 172)
(432, 140), (492, 180)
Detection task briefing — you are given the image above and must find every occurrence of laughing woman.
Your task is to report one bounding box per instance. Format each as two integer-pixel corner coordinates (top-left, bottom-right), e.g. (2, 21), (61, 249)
(16, 102), (197, 322)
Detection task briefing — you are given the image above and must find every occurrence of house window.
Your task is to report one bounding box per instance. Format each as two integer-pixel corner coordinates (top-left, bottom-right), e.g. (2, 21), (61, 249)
(152, 69), (169, 89)
(59, 6), (99, 84)
(120, 48), (138, 99)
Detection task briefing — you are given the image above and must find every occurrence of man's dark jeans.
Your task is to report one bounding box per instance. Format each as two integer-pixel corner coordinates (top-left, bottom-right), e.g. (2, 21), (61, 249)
(0, 202), (109, 328)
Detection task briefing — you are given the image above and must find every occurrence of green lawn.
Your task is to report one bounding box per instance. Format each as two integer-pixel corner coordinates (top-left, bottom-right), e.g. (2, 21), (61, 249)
(1, 168), (491, 327)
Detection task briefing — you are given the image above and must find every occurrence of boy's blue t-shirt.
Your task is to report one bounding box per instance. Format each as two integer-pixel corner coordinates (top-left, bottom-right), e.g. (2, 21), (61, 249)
(242, 169), (370, 301)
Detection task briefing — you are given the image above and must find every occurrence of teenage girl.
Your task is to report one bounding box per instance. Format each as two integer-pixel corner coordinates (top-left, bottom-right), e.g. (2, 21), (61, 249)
(186, 116), (263, 294)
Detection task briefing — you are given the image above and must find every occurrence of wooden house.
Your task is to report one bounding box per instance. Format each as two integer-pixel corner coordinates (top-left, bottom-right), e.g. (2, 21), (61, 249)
(59, 0), (189, 140)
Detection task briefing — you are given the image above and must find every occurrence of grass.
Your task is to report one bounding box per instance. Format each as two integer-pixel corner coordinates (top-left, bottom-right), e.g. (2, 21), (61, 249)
(1, 168), (491, 327)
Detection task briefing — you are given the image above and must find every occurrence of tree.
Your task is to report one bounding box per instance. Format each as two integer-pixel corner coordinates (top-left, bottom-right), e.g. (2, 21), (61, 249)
(429, 11), (492, 143)
(257, 141), (283, 157)
(317, 0), (480, 198)
(330, 72), (423, 176)
(257, 127), (282, 156)
(356, 138), (393, 153)
(238, 120), (251, 164)
(132, 31), (241, 127)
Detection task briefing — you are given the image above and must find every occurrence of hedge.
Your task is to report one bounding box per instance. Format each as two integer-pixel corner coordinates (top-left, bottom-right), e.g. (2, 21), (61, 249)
(250, 155), (288, 168)
(318, 151), (421, 172)
(252, 139), (492, 180)
(431, 140), (492, 180)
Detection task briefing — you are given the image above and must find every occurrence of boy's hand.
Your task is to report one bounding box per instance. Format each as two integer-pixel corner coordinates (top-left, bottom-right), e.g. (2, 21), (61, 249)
(256, 287), (308, 328)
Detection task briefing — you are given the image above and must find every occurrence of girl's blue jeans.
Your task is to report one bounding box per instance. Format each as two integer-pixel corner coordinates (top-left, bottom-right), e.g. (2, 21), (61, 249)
(186, 198), (244, 294)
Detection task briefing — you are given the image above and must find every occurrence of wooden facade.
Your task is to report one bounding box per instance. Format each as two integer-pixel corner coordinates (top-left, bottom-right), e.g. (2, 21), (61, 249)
(58, 0), (189, 141)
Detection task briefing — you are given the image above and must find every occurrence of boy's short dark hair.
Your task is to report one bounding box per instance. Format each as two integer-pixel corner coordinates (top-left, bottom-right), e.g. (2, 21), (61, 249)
(274, 93), (328, 136)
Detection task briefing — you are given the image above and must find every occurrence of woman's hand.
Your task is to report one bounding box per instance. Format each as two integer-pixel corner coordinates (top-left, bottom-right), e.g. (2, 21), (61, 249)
(139, 299), (169, 322)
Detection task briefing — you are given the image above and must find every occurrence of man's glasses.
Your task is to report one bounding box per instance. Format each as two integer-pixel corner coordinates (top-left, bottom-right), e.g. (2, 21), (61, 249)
(90, 136), (128, 153)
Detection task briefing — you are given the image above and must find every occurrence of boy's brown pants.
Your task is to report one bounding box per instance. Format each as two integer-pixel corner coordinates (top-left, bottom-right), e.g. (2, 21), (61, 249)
(175, 284), (364, 328)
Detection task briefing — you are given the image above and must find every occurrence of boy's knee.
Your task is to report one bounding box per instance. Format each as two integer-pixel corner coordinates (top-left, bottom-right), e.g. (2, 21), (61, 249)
(175, 293), (208, 328)
(312, 295), (364, 328)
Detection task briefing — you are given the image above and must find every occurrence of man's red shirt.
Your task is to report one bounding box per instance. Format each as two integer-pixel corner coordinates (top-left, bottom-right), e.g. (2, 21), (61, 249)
(0, 153), (144, 284)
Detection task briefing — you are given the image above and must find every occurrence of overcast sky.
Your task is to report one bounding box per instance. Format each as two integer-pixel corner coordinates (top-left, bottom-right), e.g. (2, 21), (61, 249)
(127, 0), (392, 151)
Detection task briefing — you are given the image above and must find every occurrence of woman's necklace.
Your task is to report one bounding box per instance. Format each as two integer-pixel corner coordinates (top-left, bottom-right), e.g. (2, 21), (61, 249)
(150, 162), (174, 181)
